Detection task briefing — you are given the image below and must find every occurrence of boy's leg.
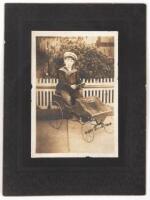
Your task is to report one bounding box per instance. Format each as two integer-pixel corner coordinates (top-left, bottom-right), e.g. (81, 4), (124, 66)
(71, 89), (83, 105)
(75, 88), (83, 98)
(60, 90), (72, 105)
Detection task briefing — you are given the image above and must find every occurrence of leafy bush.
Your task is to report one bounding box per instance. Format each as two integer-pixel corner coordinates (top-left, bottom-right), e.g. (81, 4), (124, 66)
(37, 37), (114, 78)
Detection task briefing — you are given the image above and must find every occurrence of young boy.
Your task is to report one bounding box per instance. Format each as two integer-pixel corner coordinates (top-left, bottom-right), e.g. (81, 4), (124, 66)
(56, 52), (83, 105)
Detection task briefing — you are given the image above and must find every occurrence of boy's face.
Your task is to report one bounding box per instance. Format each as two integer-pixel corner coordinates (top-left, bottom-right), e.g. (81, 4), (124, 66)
(64, 57), (75, 69)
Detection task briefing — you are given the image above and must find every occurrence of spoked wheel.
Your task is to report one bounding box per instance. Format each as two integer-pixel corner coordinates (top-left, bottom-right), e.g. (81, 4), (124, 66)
(49, 101), (63, 129)
(81, 123), (95, 143)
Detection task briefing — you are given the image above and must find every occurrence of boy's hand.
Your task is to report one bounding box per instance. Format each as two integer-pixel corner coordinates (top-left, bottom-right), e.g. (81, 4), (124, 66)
(71, 84), (77, 89)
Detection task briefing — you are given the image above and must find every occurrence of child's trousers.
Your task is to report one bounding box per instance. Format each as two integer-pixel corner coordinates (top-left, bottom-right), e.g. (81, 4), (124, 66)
(60, 89), (83, 105)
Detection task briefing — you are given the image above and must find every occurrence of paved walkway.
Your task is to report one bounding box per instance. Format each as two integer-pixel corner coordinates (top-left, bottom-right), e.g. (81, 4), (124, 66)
(36, 116), (116, 156)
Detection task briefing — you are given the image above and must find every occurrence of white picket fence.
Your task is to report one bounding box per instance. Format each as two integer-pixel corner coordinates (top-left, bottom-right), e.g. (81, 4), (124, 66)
(36, 78), (114, 109)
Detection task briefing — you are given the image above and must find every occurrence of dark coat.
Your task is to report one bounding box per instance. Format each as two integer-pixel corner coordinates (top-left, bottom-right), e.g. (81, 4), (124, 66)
(56, 66), (82, 94)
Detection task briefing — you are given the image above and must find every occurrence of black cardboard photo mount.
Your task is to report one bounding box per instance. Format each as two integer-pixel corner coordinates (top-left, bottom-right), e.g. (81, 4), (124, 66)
(4, 4), (146, 195)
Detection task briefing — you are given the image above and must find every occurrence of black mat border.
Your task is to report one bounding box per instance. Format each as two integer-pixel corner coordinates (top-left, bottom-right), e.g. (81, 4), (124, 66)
(3, 4), (146, 195)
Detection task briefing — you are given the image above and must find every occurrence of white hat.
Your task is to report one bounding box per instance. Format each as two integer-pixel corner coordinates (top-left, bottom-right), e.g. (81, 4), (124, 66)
(64, 52), (78, 61)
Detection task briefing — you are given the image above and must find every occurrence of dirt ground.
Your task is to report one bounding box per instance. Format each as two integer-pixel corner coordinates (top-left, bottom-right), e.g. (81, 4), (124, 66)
(36, 116), (116, 156)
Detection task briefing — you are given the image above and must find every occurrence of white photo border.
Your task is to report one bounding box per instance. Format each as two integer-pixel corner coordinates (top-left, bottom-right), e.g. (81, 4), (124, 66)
(31, 31), (118, 158)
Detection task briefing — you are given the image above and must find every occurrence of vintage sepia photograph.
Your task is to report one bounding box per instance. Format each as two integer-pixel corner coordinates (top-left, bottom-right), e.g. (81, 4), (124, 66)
(3, 3), (146, 195)
(31, 31), (118, 157)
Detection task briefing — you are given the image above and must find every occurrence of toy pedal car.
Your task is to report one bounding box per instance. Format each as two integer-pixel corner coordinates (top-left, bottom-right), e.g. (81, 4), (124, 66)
(49, 94), (113, 143)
